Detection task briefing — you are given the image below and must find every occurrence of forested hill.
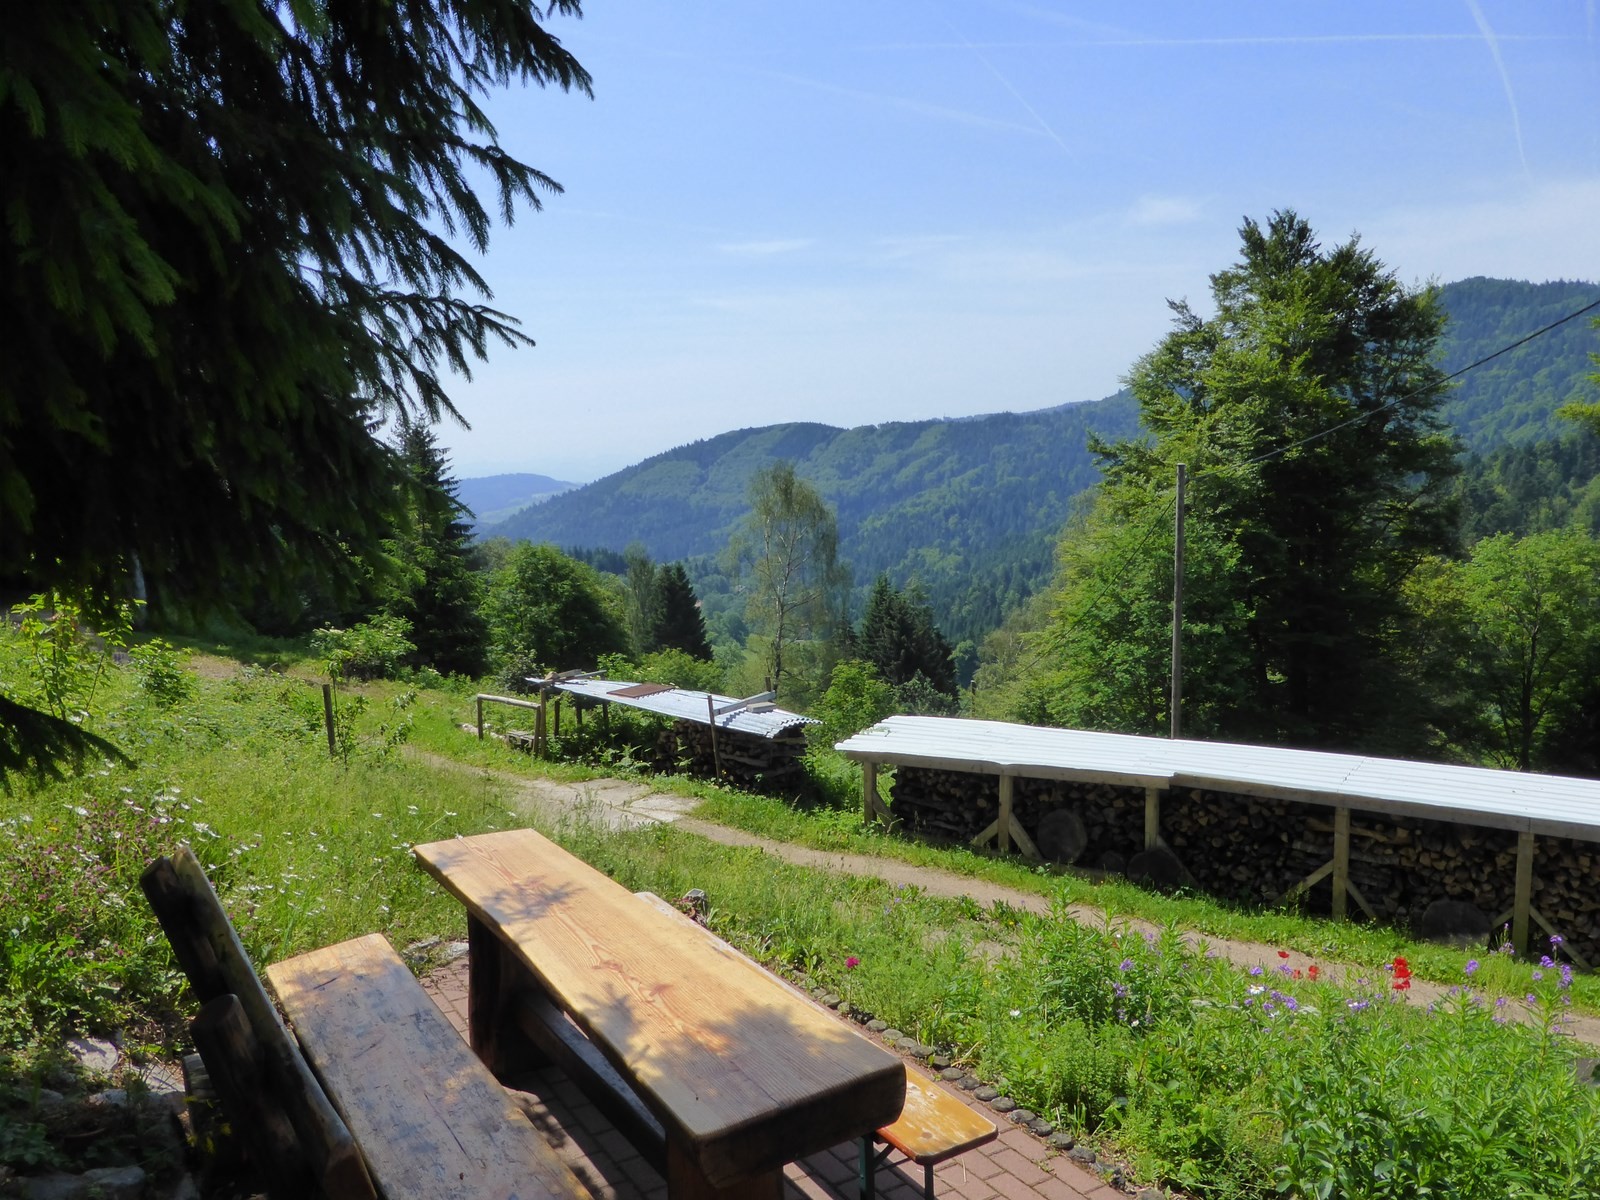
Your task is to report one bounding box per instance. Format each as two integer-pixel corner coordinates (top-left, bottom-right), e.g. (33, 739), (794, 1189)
(455, 472), (579, 528)
(484, 397), (1140, 644)
(479, 275), (1598, 644)
(1435, 277), (1599, 450)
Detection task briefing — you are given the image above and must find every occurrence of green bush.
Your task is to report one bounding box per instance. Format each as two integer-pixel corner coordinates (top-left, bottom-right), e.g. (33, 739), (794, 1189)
(128, 639), (194, 708)
(311, 614), (415, 681)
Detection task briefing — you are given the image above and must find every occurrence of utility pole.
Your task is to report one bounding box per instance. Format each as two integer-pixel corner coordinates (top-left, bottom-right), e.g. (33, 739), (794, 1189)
(1171, 463), (1186, 739)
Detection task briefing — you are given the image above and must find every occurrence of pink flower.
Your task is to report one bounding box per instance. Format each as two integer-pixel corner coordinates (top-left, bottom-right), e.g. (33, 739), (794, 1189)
(845, 956), (860, 969)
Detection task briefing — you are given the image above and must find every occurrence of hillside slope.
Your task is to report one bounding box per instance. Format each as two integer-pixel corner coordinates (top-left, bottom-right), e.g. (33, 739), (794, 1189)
(481, 276), (1599, 643)
(487, 397), (1140, 644)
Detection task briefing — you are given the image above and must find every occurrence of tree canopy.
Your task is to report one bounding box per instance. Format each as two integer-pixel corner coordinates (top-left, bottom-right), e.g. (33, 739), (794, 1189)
(1020, 211), (1461, 749)
(1, 0), (590, 613)
(728, 461), (850, 697)
(482, 543), (627, 681)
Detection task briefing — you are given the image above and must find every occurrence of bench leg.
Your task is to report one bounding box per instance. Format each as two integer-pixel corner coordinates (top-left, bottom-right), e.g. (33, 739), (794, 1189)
(467, 916), (548, 1078)
(666, 1140), (781, 1199)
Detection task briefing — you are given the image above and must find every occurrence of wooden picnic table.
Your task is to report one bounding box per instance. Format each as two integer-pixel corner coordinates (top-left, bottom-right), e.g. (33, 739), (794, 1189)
(413, 828), (906, 1200)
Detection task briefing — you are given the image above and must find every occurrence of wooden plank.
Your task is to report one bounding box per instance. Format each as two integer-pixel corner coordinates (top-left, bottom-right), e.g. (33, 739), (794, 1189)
(1331, 807), (1351, 922)
(997, 775), (1014, 853)
(1144, 787), (1161, 852)
(266, 934), (589, 1200)
(1513, 830), (1535, 956)
(1007, 815), (1041, 862)
(969, 818), (1000, 850)
(140, 850), (372, 1200)
(414, 831), (904, 1190)
(189, 995), (319, 1200)
(877, 1068), (996, 1166)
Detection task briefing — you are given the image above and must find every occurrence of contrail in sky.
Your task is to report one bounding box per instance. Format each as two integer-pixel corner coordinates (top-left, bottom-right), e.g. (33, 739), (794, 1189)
(939, 15), (1074, 160)
(1465, 0), (1531, 175)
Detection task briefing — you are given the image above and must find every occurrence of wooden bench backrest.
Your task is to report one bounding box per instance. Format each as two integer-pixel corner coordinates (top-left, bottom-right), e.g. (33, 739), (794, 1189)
(141, 848), (374, 1200)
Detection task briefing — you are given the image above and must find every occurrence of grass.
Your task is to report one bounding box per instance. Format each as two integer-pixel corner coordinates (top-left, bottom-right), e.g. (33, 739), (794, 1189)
(2, 628), (1598, 1197)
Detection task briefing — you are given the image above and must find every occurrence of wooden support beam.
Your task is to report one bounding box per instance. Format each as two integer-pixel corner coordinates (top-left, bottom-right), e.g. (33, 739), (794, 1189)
(969, 818), (1000, 850)
(535, 693), (547, 757)
(1513, 830), (1535, 957)
(1278, 859), (1334, 907)
(706, 695), (723, 780)
(997, 775), (1014, 853)
(1331, 807), (1351, 922)
(862, 762), (892, 826)
(476, 695), (485, 740)
(1144, 787), (1161, 852)
(1008, 815), (1041, 861)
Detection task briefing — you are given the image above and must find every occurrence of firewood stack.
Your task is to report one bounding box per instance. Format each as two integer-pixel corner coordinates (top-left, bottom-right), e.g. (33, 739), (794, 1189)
(659, 720), (808, 791)
(888, 770), (1600, 962)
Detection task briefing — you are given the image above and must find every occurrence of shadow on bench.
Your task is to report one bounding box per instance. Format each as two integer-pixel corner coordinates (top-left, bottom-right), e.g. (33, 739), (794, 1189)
(141, 847), (590, 1199)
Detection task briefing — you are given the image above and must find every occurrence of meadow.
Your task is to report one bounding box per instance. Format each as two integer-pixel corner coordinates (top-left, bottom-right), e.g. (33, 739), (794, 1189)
(1, 627), (1596, 1198)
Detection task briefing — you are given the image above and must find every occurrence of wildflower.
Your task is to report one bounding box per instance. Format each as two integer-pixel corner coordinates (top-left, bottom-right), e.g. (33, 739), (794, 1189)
(1119, 958), (1135, 972)
(1278, 950), (1290, 959)
(1540, 955), (1555, 968)
(1532, 969), (1544, 982)
(1560, 965), (1574, 989)
(1550, 934), (1565, 947)
(1307, 965), (1319, 981)
(1009, 1009), (1021, 1018)
(1248, 984), (1266, 996)
(1291, 969), (1303, 980)
(1249, 965), (1264, 977)
(1465, 959), (1479, 977)
(845, 956), (860, 969)
(1347, 998), (1370, 1012)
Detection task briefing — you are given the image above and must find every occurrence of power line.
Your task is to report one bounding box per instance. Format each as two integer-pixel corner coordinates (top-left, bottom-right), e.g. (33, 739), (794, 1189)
(995, 290), (1600, 684)
(1216, 293), (1600, 476)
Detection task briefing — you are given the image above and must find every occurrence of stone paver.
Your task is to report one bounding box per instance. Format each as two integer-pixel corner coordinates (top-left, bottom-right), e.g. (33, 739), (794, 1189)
(420, 957), (1120, 1200)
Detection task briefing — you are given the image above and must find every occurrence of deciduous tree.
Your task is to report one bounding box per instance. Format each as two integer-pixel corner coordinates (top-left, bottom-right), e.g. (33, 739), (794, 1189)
(729, 462), (850, 697)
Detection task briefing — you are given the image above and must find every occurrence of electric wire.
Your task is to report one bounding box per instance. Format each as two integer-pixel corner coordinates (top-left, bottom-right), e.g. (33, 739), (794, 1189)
(989, 292), (1600, 686)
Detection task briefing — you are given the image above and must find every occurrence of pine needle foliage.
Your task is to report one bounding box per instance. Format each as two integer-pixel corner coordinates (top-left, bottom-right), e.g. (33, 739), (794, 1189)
(0, 0), (591, 613)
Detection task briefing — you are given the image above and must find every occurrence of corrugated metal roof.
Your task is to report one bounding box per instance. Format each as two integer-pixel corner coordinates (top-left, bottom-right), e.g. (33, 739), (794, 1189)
(551, 678), (817, 740)
(834, 716), (1600, 842)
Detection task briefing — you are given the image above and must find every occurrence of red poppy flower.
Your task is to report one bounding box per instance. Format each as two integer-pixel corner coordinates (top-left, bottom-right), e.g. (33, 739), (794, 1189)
(1307, 965), (1320, 981)
(1278, 950), (1290, 959)
(1292, 969), (1302, 980)
(1393, 976), (1411, 991)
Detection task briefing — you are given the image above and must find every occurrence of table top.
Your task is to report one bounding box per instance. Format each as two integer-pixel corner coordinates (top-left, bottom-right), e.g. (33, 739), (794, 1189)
(413, 828), (906, 1186)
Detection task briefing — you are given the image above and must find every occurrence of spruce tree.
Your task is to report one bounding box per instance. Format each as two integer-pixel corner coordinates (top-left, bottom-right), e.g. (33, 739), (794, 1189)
(858, 574), (957, 696)
(652, 563), (714, 660)
(1, 1), (590, 613)
(383, 425), (488, 677)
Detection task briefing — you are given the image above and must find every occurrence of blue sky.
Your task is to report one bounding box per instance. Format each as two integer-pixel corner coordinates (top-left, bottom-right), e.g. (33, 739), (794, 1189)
(438, 1), (1600, 482)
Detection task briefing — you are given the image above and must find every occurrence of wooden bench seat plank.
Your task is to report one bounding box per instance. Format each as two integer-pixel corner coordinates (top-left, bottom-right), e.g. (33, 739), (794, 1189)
(414, 830), (905, 1189)
(878, 1071), (996, 1165)
(266, 933), (590, 1200)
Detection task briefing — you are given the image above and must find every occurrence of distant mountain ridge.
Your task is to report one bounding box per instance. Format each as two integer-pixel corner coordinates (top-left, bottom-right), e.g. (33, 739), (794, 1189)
(475, 276), (1599, 644)
(455, 472), (579, 528)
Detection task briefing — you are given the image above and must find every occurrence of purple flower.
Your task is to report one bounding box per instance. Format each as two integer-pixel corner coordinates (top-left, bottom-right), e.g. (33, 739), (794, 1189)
(1113, 982), (1127, 999)
(1560, 965), (1574, 989)
(1540, 955), (1555, 969)
(1550, 934), (1564, 947)
(1119, 958), (1135, 972)
(1532, 969), (1544, 982)
(1464, 959), (1479, 976)
(1347, 998), (1369, 1012)
(1249, 966), (1263, 977)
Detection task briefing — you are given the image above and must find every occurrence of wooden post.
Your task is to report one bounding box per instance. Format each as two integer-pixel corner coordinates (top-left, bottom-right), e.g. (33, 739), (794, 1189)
(1171, 462), (1186, 739)
(1513, 830), (1535, 956)
(863, 761), (876, 824)
(467, 916), (545, 1078)
(707, 695), (723, 780)
(575, 701), (584, 756)
(322, 683), (336, 757)
(997, 774), (1014, 853)
(1144, 787), (1161, 851)
(535, 691), (547, 757)
(601, 702), (610, 744)
(476, 695), (485, 739)
(553, 695), (561, 739)
(1331, 807), (1351, 922)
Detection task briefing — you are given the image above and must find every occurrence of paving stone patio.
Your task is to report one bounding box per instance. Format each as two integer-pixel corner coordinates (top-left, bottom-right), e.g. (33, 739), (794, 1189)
(421, 957), (1131, 1200)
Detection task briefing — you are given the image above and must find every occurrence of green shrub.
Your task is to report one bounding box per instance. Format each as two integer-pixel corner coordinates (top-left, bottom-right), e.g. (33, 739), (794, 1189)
(128, 639), (194, 708)
(311, 615), (415, 681)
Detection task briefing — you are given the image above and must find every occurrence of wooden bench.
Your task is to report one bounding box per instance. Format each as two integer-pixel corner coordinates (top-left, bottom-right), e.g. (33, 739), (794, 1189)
(629, 892), (995, 1200)
(140, 848), (590, 1200)
(413, 828), (907, 1199)
(863, 1069), (997, 1199)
